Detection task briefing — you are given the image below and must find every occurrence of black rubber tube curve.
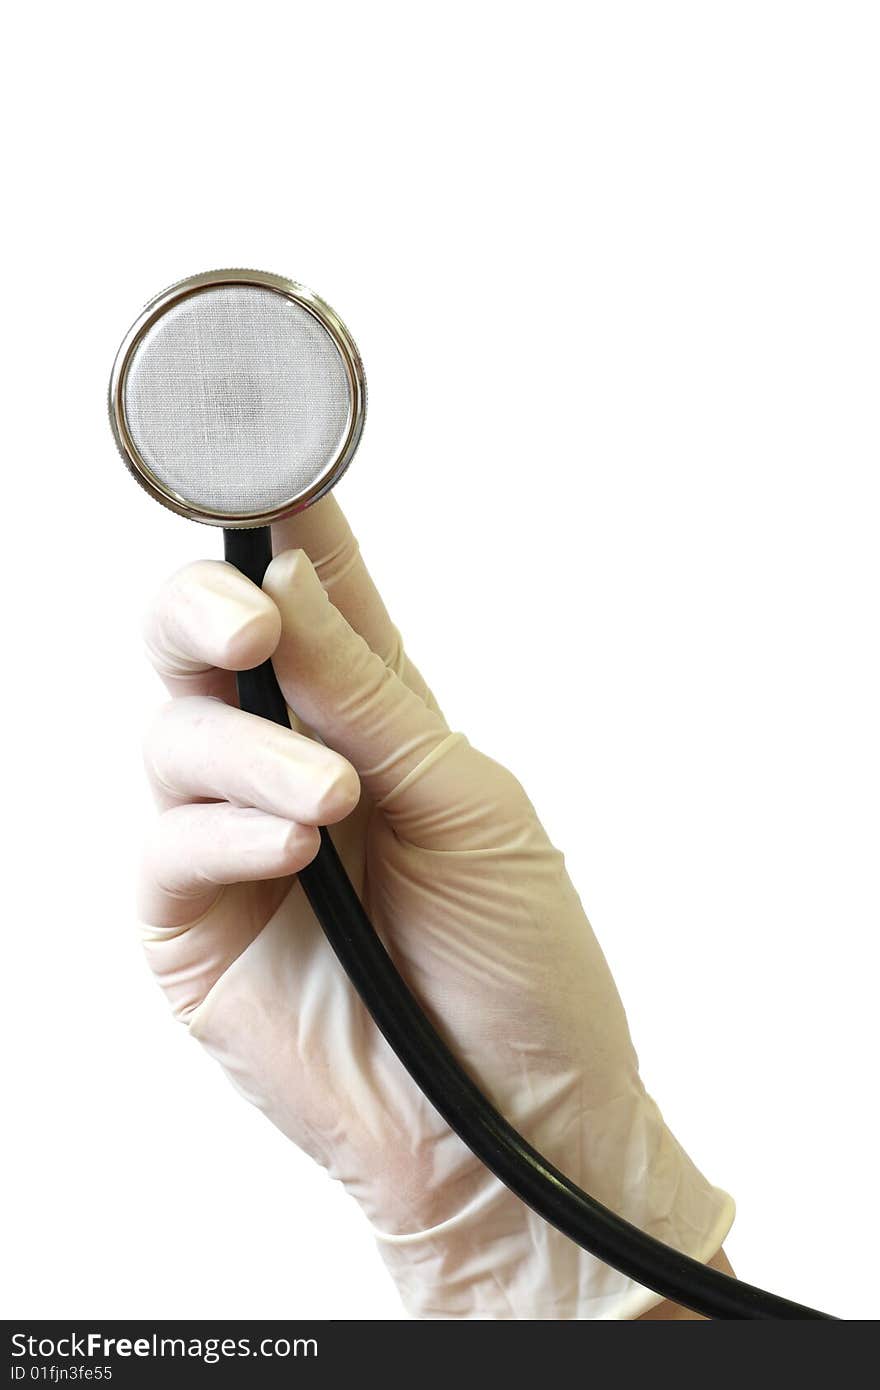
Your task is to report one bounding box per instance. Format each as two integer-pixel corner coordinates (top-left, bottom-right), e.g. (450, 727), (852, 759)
(224, 526), (834, 1320)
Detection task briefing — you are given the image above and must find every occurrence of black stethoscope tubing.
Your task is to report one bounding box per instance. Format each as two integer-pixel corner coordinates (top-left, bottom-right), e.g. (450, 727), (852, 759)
(224, 524), (834, 1320)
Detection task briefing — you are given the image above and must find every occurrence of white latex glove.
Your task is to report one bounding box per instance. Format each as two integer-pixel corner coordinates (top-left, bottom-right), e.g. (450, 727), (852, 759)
(140, 496), (734, 1320)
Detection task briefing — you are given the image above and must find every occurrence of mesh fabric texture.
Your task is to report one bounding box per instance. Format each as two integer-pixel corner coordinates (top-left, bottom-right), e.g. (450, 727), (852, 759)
(124, 285), (352, 516)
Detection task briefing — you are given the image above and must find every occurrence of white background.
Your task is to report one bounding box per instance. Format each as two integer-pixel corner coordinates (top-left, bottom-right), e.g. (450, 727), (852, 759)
(2, 3), (877, 1321)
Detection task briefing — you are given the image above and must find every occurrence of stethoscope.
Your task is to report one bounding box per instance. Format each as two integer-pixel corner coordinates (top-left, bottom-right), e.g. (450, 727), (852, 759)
(109, 268), (834, 1319)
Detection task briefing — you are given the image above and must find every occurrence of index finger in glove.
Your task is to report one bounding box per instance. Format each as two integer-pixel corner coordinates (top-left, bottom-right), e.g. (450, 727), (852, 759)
(143, 559), (282, 702)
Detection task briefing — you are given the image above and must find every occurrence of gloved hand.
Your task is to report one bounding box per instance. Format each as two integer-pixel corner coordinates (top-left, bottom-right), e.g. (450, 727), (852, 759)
(140, 496), (734, 1319)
